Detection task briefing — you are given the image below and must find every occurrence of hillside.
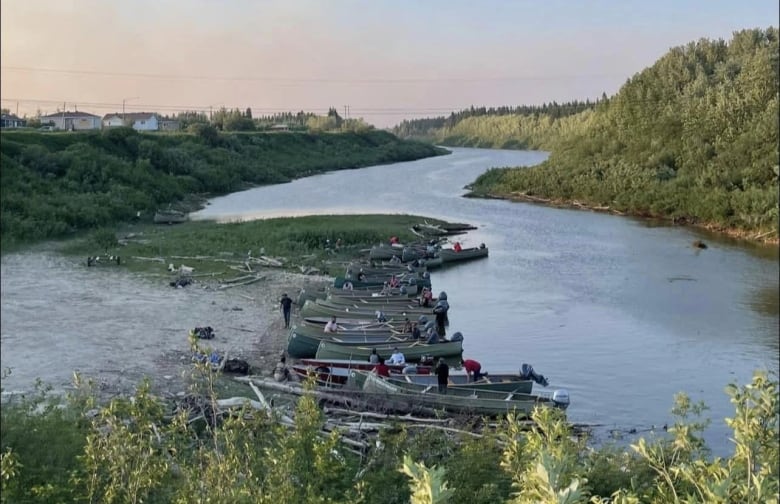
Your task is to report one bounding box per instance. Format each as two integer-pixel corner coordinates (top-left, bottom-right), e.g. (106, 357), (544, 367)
(0, 128), (445, 247)
(392, 101), (597, 149)
(463, 28), (778, 239)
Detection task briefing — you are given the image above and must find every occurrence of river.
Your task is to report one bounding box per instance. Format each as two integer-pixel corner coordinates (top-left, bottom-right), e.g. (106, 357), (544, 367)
(1, 147), (776, 455)
(191, 146), (779, 454)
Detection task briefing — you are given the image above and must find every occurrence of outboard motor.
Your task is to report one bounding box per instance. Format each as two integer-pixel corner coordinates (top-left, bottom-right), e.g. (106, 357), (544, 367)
(449, 331), (464, 342)
(520, 363), (549, 387)
(407, 277), (417, 286)
(418, 315), (429, 324)
(552, 389), (570, 410)
(399, 286), (407, 295)
(424, 320), (436, 332)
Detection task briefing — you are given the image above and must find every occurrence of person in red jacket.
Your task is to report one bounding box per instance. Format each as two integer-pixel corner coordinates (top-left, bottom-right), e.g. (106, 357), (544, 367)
(374, 358), (390, 377)
(453, 241), (462, 252)
(462, 358), (484, 382)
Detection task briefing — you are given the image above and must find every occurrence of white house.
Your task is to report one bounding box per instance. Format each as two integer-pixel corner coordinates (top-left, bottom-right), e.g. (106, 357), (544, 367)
(102, 112), (159, 131)
(39, 111), (101, 130)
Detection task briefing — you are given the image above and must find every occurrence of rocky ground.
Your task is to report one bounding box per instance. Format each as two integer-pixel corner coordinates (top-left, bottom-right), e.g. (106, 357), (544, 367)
(143, 270), (330, 400)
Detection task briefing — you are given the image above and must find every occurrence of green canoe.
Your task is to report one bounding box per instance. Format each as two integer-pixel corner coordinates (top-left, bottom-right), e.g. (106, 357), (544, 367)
(315, 339), (463, 362)
(353, 371), (569, 417)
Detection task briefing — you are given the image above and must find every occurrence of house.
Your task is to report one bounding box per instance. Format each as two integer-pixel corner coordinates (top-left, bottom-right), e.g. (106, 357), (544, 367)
(0, 114), (26, 128)
(103, 112), (159, 131)
(159, 118), (181, 131)
(39, 111), (101, 130)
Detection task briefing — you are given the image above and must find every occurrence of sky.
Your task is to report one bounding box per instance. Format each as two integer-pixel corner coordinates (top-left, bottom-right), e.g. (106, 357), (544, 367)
(1, 0), (777, 128)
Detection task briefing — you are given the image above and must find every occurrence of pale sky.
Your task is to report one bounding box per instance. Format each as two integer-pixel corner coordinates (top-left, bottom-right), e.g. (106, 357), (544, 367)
(1, 0), (776, 127)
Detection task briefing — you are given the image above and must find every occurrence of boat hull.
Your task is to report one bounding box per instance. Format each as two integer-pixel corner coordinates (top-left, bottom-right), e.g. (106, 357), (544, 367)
(315, 339), (463, 362)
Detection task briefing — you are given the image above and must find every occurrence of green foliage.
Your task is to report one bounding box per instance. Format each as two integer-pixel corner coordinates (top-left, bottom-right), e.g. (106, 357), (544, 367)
(90, 228), (117, 252)
(401, 455), (456, 504)
(0, 378), (87, 503)
(0, 371), (776, 502)
(467, 28), (779, 236)
(501, 407), (590, 503)
(0, 129), (443, 249)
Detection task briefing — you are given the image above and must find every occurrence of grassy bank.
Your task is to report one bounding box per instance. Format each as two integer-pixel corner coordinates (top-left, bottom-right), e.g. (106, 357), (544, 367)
(0, 128), (447, 250)
(60, 214), (451, 279)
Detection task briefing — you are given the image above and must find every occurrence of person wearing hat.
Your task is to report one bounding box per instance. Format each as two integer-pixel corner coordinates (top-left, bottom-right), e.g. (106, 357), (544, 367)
(280, 293), (293, 328)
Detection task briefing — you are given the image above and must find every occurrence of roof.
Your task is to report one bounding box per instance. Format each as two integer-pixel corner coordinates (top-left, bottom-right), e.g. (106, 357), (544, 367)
(103, 112), (158, 121)
(40, 111), (100, 119)
(1, 114), (24, 122)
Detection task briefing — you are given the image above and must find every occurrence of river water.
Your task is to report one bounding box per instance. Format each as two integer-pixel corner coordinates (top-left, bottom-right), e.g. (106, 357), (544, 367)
(1, 147), (776, 455)
(191, 147), (779, 454)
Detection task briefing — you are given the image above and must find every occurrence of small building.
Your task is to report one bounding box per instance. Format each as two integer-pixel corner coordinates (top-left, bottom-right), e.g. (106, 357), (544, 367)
(39, 111), (101, 130)
(103, 112), (159, 131)
(159, 119), (181, 131)
(0, 114), (26, 128)
(270, 124), (290, 132)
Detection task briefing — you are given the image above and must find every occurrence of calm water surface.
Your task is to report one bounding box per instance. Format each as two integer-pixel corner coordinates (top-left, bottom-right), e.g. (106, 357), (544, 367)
(193, 147), (779, 454)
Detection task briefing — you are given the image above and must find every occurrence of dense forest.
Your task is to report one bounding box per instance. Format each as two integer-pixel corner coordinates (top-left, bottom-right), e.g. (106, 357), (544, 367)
(399, 28), (780, 238)
(0, 128), (444, 247)
(392, 100), (599, 146)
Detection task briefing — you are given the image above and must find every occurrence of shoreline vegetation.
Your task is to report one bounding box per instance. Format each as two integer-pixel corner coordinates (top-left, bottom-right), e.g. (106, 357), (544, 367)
(0, 127), (447, 252)
(395, 28), (779, 245)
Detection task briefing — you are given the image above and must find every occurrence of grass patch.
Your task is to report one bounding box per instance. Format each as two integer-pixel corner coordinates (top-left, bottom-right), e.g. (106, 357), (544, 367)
(58, 214), (451, 279)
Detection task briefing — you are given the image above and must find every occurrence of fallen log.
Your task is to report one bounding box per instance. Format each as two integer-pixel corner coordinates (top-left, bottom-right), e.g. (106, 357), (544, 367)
(131, 256), (166, 263)
(323, 407), (450, 424)
(222, 274), (257, 284)
(218, 276), (265, 290)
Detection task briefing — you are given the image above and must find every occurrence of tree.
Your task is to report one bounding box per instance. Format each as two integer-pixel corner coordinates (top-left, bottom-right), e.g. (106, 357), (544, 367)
(245, 107), (252, 119)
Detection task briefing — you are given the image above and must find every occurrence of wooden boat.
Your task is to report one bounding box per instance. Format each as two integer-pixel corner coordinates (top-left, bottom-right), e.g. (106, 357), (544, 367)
(437, 245), (488, 263)
(153, 209), (187, 224)
(334, 276), (431, 290)
(315, 339), (463, 362)
(387, 373), (534, 394)
(353, 371), (569, 417)
(286, 324), (415, 358)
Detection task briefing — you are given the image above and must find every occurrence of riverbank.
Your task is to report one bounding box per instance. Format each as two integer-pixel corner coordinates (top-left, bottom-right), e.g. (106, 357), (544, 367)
(0, 214), (455, 401)
(466, 190), (780, 246)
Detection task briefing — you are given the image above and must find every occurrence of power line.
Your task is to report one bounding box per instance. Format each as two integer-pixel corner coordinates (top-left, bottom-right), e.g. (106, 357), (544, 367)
(1, 65), (622, 84)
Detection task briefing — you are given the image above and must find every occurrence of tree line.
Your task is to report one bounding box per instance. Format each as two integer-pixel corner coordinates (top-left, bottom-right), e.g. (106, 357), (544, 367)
(0, 127), (444, 248)
(397, 28), (780, 237)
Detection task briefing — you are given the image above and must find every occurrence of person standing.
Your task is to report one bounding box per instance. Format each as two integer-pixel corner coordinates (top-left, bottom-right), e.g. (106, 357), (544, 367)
(433, 292), (449, 337)
(368, 348), (379, 364)
(462, 358), (483, 382)
(280, 293), (293, 329)
(435, 358), (450, 394)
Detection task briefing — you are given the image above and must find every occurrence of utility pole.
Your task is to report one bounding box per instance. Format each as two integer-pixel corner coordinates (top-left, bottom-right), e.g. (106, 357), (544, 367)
(122, 97), (139, 125)
(61, 102), (66, 130)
